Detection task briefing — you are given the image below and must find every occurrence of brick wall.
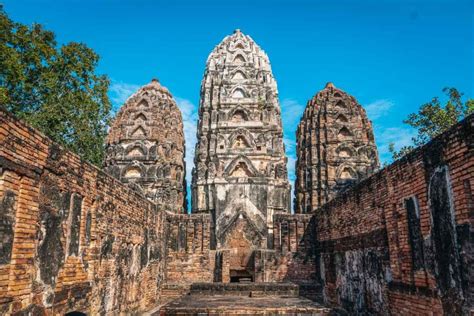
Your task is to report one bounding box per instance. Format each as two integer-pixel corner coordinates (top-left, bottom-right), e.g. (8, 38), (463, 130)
(1, 108), (472, 315)
(0, 108), (166, 315)
(164, 213), (214, 284)
(162, 212), (321, 291)
(315, 114), (473, 314)
(253, 214), (322, 299)
(263, 214), (319, 283)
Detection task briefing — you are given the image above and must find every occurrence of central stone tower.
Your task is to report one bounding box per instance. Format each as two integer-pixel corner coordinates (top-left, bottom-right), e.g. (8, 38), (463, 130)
(192, 30), (291, 280)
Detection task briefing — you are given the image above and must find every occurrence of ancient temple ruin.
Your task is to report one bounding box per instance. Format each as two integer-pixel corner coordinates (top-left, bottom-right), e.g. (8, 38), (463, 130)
(295, 83), (379, 213)
(0, 29), (472, 315)
(191, 29), (291, 281)
(104, 79), (186, 213)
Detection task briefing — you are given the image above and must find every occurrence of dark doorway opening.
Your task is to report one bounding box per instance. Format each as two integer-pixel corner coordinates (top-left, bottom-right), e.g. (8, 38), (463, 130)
(65, 312), (87, 316)
(230, 269), (253, 283)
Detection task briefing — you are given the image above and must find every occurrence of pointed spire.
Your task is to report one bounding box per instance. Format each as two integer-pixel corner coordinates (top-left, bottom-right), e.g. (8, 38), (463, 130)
(325, 82), (335, 89)
(143, 77), (170, 95)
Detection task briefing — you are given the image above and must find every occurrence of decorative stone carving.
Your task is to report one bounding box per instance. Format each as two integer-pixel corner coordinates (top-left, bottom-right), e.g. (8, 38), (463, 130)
(191, 30), (291, 264)
(104, 79), (187, 213)
(295, 82), (379, 213)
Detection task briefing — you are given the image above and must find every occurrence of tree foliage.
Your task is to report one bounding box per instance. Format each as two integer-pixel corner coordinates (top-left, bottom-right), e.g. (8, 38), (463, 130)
(389, 87), (474, 160)
(0, 7), (111, 165)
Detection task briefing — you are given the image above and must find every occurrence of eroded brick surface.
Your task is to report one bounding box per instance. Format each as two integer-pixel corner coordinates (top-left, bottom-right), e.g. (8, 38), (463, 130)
(104, 79), (186, 213)
(295, 82), (379, 213)
(0, 109), (165, 315)
(314, 114), (473, 314)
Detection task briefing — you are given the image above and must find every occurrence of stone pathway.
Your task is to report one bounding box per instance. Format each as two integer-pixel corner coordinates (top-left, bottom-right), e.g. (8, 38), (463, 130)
(154, 294), (332, 315)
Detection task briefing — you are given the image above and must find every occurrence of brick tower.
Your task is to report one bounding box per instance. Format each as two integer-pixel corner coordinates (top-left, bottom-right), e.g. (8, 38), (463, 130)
(191, 30), (291, 280)
(295, 83), (379, 213)
(104, 79), (187, 213)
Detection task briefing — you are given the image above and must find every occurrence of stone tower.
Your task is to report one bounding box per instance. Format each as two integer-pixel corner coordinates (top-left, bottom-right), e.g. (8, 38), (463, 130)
(192, 30), (291, 279)
(104, 79), (186, 213)
(295, 83), (379, 213)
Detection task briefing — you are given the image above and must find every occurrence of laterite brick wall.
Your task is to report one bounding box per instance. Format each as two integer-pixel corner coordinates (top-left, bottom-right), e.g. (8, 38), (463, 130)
(1, 108), (472, 315)
(315, 114), (473, 314)
(0, 108), (166, 315)
(164, 213), (214, 284)
(262, 214), (319, 284)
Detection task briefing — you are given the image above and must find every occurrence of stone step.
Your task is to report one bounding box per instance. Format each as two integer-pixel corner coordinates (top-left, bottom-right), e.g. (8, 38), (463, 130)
(156, 294), (333, 315)
(159, 283), (191, 304)
(299, 283), (325, 301)
(189, 282), (300, 297)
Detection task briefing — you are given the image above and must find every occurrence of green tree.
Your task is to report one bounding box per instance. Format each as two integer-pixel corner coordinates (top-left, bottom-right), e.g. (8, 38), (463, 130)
(0, 7), (111, 165)
(389, 87), (474, 160)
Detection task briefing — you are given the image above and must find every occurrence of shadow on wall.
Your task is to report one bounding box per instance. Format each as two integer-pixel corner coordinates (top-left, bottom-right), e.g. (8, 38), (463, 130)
(280, 216), (322, 300)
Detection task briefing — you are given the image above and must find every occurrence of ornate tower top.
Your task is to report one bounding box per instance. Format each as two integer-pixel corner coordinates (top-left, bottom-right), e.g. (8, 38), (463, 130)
(203, 29), (276, 87)
(325, 82), (335, 89)
(104, 79), (187, 213)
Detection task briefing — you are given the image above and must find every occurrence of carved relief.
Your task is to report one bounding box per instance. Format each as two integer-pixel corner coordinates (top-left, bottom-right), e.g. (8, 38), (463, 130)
(295, 83), (380, 213)
(104, 79), (187, 213)
(229, 162), (252, 177)
(192, 29), (291, 261)
(232, 135), (250, 149)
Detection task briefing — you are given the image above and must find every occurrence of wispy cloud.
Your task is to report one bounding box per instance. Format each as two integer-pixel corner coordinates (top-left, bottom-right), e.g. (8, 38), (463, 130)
(363, 98), (416, 164)
(281, 98), (305, 128)
(280, 98), (305, 212)
(175, 97), (199, 190)
(374, 125), (416, 164)
(283, 138), (297, 181)
(364, 99), (394, 120)
(109, 81), (141, 112)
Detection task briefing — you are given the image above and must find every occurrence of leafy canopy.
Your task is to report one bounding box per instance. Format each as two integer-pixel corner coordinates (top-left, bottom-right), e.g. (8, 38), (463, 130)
(389, 87), (474, 160)
(0, 7), (111, 165)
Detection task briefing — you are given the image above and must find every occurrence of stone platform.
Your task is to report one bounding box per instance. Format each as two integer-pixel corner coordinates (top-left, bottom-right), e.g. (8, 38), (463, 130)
(156, 294), (331, 315)
(154, 282), (333, 315)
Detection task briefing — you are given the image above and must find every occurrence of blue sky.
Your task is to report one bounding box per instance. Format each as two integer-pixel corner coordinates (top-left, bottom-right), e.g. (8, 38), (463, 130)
(5, 0), (473, 206)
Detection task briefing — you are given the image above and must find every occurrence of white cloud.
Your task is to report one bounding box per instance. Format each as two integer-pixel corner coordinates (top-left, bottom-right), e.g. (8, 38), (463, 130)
(281, 98), (305, 127)
(284, 138), (297, 181)
(364, 99), (394, 120)
(109, 81), (141, 112)
(374, 125), (416, 164)
(175, 97), (199, 188)
(280, 99), (305, 212)
(283, 137), (296, 154)
(363, 98), (416, 164)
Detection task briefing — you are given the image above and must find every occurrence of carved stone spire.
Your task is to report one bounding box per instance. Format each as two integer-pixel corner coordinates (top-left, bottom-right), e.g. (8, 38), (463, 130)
(295, 83), (379, 213)
(192, 30), (291, 273)
(104, 79), (187, 213)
